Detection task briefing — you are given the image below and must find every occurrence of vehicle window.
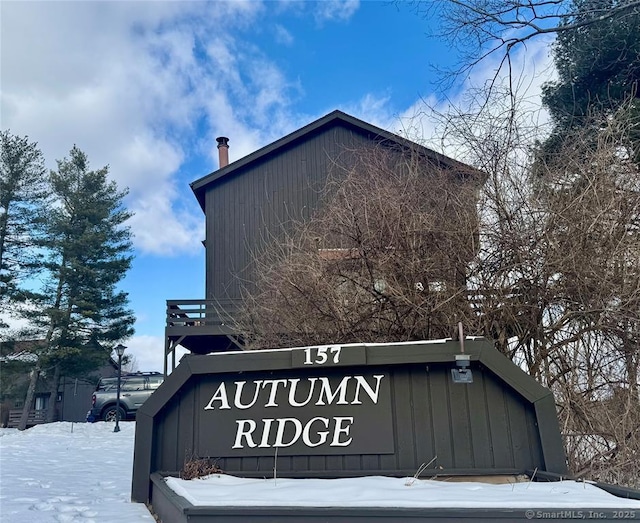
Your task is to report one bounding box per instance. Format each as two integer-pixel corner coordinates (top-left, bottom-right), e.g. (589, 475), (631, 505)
(97, 378), (117, 392)
(148, 377), (164, 390)
(95, 374), (163, 392)
(121, 377), (146, 391)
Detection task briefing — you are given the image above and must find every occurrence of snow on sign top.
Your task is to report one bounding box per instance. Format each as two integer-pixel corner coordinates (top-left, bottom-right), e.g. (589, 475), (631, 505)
(204, 337), (484, 358)
(165, 474), (640, 509)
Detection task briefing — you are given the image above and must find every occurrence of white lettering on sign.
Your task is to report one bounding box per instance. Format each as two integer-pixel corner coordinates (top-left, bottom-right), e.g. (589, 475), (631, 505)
(304, 417), (330, 447)
(232, 416), (354, 449)
(288, 378), (317, 407)
(204, 375), (384, 410)
(352, 375), (383, 405)
(264, 379), (288, 407)
(235, 380), (263, 409)
(303, 346), (342, 365)
(316, 376), (350, 405)
(204, 382), (231, 410)
(205, 374), (385, 452)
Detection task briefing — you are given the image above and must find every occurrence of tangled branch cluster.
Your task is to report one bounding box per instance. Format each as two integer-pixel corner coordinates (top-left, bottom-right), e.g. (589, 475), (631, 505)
(237, 102), (639, 487)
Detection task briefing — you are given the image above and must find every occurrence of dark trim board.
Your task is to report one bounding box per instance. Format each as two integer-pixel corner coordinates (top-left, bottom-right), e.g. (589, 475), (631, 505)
(149, 473), (640, 523)
(530, 471), (640, 501)
(158, 467), (533, 479)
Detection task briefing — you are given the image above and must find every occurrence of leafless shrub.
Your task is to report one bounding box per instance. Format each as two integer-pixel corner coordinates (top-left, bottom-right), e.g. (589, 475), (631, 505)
(562, 385), (640, 488)
(474, 100), (640, 487)
(180, 455), (222, 480)
(238, 143), (484, 349)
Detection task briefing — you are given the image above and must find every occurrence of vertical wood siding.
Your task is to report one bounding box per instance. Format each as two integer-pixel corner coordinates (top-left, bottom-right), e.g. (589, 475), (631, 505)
(204, 124), (380, 301)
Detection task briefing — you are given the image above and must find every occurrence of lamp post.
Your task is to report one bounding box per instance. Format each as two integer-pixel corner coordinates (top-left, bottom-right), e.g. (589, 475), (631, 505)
(113, 344), (126, 433)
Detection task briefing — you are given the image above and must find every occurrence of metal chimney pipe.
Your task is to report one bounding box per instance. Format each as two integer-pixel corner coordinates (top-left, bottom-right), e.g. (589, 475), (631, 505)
(216, 137), (229, 168)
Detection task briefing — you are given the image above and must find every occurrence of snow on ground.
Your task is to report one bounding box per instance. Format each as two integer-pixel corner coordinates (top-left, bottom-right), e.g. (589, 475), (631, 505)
(1, 421), (639, 523)
(0, 422), (153, 523)
(167, 474), (640, 509)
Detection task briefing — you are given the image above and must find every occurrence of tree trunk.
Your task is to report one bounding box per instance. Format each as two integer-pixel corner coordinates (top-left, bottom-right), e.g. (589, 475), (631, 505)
(0, 201), (9, 268)
(623, 339), (638, 400)
(18, 362), (40, 431)
(45, 363), (61, 423)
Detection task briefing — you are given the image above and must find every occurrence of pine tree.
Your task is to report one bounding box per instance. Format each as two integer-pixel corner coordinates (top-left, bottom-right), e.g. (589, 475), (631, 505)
(18, 146), (135, 429)
(0, 131), (49, 326)
(541, 0), (640, 164)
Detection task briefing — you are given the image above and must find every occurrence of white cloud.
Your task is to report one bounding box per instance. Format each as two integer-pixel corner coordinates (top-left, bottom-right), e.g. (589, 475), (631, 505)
(314, 0), (360, 23)
(1, 0), (303, 257)
(274, 24), (294, 45)
(127, 188), (204, 256)
(340, 92), (394, 129)
(0, 313), (32, 340)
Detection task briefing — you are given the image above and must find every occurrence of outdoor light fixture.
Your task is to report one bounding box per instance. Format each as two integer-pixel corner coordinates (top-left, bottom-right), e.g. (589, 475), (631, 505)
(451, 323), (473, 384)
(451, 354), (473, 384)
(114, 344), (126, 433)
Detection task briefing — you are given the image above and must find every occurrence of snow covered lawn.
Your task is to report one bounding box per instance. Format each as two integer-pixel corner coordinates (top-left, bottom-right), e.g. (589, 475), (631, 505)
(1, 421), (638, 523)
(0, 422), (153, 523)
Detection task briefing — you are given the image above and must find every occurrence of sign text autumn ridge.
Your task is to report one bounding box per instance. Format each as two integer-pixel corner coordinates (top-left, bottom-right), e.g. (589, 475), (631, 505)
(202, 345), (388, 451)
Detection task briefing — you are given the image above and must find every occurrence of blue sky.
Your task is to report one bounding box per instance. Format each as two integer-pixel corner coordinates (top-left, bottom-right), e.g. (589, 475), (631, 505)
(1, 1), (553, 371)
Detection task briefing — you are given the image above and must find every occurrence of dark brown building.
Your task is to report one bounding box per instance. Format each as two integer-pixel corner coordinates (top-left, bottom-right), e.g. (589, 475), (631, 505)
(165, 111), (479, 372)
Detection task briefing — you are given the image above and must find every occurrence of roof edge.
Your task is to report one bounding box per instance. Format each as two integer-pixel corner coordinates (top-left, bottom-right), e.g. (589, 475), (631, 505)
(190, 110), (481, 211)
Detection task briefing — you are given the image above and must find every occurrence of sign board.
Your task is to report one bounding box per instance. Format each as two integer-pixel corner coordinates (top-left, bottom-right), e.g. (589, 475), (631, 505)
(132, 339), (569, 506)
(197, 366), (394, 456)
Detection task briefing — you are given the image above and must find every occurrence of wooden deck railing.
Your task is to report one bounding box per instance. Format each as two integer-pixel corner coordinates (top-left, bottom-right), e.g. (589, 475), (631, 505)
(166, 299), (241, 329)
(165, 293), (514, 332)
(7, 409), (53, 428)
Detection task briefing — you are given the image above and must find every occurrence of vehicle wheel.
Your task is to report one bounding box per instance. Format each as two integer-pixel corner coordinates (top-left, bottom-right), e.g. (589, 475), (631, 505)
(102, 406), (126, 423)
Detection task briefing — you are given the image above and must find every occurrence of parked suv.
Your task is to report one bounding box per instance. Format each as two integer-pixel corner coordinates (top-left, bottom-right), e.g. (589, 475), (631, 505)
(86, 371), (164, 422)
